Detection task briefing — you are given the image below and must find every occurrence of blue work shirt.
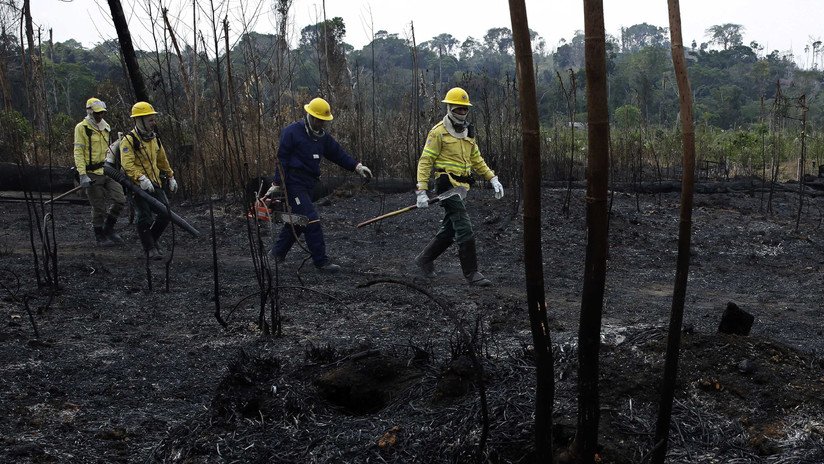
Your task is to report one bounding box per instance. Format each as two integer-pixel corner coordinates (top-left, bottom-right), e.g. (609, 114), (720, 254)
(274, 119), (358, 188)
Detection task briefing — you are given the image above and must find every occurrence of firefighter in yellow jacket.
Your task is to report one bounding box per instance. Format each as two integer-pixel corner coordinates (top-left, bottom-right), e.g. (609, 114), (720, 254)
(120, 101), (178, 259)
(414, 87), (504, 286)
(73, 97), (126, 246)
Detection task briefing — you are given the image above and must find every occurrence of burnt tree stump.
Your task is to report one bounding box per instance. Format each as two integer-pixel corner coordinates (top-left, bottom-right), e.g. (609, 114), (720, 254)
(718, 301), (754, 335)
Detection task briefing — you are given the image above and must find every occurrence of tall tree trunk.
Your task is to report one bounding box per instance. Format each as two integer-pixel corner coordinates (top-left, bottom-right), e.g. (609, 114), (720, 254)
(224, 17), (247, 190)
(22, 0), (45, 131)
(107, 0), (149, 101)
(795, 96), (807, 231)
(508, 1), (553, 461)
(0, 25), (11, 110)
(651, 0), (697, 461)
(575, 0), (610, 461)
(411, 21), (419, 174)
(274, 0), (292, 131)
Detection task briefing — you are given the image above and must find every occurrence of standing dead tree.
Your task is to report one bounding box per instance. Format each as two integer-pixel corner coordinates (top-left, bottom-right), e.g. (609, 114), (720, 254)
(650, 0), (697, 462)
(573, 0), (611, 461)
(557, 69), (577, 217)
(508, 1), (554, 461)
(768, 84), (808, 227)
(796, 95), (808, 231)
(21, 0), (44, 131)
(107, 0), (149, 102)
(17, 3), (59, 291)
(768, 82), (784, 214)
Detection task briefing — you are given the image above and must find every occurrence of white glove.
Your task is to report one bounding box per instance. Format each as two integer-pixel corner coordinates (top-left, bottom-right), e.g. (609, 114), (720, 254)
(138, 175), (155, 193)
(79, 174), (92, 188)
(490, 176), (504, 199)
(168, 176), (178, 193)
(416, 190), (429, 208)
(264, 183), (281, 198)
(355, 163), (372, 178)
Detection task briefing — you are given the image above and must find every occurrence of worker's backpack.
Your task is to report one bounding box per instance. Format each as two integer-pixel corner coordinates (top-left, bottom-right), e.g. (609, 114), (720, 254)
(107, 132), (142, 170)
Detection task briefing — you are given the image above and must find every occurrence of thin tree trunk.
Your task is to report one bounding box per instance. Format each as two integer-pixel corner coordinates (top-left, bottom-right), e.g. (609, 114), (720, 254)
(650, 1), (697, 461)
(321, 0), (330, 95)
(0, 25), (12, 110)
(574, 0), (610, 461)
(796, 96), (808, 231)
(22, 0), (45, 131)
(162, 8), (191, 99)
(508, 3), (553, 462)
(557, 70), (576, 217)
(224, 17), (248, 189)
(411, 21), (419, 174)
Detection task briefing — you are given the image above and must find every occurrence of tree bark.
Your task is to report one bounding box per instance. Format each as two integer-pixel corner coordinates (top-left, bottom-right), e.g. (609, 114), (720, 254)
(651, 0), (697, 462)
(107, 0), (149, 102)
(508, 1), (554, 461)
(575, 0), (610, 461)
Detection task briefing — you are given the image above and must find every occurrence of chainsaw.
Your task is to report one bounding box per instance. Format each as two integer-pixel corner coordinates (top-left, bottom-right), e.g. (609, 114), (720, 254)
(249, 196), (309, 226)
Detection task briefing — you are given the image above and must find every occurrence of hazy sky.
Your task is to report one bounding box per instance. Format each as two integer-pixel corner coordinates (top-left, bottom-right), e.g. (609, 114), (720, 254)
(33, 0), (823, 66)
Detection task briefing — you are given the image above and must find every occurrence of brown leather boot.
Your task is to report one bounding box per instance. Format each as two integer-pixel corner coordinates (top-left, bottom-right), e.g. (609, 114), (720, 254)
(458, 238), (491, 286)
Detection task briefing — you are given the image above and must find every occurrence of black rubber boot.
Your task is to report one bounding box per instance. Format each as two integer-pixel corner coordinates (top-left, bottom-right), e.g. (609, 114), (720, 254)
(267, 248), (285, 264)
(149, 217), (171, 254)
(414, 236), (453, 277)
(316, 261), (341, 274)
(102, 215), (124, 245)
(94, 226), (115, 247)
(458, 238), (492, 287)
(150, 217), (170, 241)
(137, 224), (163, 260)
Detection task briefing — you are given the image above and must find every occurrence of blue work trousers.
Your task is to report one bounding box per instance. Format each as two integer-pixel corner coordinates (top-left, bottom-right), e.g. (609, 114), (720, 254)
(272, 185), (328, 266)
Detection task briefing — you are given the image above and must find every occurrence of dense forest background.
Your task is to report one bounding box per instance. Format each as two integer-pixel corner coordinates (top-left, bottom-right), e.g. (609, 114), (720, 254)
(1, 4), (823, 196)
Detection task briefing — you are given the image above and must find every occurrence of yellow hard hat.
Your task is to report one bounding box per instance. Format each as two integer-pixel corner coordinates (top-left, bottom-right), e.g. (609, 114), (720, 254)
(86, 97), (101, 109)
(89, 100), (107, 113)
(304, 97), (333, 121)
(442, 87), (472, 106)
(131, 101), (158, 118)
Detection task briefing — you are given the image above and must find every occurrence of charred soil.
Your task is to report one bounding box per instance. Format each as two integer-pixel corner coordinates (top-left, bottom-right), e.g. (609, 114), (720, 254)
(1, 183), (824, 463)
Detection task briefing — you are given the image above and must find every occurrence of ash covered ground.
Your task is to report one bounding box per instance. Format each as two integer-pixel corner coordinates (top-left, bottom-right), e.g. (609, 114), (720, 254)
(1, 182), (824, 463)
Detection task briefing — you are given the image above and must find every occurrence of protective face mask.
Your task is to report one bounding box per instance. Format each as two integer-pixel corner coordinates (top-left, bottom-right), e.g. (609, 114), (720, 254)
(136, 117), (156, 139)
(448, 104), (468, 123)
(305, 114), (326, 137)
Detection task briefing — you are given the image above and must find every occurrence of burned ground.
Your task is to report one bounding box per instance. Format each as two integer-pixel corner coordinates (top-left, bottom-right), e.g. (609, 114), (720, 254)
(1, 182), (824, 463)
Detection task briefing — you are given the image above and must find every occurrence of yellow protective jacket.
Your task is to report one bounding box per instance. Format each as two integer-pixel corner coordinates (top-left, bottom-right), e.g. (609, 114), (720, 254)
(416, 120), (495, 191)
(120, 130), (174, 186)
(73, 118), (111, 176)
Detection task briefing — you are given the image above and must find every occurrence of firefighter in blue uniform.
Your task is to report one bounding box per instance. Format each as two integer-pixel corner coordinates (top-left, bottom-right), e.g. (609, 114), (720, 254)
(266, 97), (372, 273)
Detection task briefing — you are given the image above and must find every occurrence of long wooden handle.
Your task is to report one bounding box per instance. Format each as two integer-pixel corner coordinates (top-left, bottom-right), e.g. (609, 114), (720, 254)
(356, 205), (417, 228)
(45, 185), (83, 204)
